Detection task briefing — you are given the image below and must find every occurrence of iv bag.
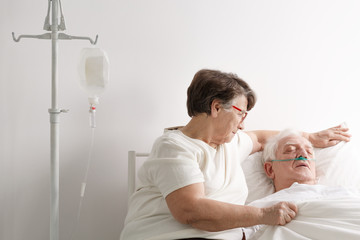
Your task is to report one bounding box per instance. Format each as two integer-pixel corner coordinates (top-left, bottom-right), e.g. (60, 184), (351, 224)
(78, 48), (109, 105)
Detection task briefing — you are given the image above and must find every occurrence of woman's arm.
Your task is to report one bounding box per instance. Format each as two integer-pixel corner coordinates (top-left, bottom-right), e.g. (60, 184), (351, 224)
(245, 130), (279, 154)
(246, 124), (351, 154)
(165, 183), (297, 231)
(303, 124), (351, 148)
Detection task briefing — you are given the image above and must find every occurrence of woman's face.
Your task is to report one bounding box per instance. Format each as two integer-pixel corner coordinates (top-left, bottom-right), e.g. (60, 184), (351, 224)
(212, 95), (248, 145)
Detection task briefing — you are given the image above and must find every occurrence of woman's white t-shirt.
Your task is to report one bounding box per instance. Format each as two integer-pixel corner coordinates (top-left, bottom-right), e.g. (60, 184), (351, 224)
(120, 130), (253, 240)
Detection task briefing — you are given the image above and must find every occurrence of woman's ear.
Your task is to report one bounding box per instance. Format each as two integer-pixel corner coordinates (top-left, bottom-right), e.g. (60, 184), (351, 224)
(264, 162), (275, 180)
(210, 99), (222, 117)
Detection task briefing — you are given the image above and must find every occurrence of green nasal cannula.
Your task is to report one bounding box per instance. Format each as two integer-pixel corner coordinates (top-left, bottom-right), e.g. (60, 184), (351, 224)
(271, 156), (316, 162)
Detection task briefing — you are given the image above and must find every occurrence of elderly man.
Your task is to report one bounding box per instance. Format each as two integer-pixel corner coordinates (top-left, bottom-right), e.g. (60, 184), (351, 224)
(244, 129), (360, 240)
(262, 129), (317, 192)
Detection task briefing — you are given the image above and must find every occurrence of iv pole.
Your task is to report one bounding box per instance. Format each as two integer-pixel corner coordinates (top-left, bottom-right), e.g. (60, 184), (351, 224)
(12, 1), (98, 240)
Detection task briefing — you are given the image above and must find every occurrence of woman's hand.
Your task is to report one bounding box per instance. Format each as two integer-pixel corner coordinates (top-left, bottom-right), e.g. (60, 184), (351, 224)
(261, 202), (298, 226)
(306, 124), (351, 148)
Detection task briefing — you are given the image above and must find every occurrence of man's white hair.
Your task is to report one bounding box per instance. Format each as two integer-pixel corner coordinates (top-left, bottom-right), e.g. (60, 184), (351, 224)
(262, 129), (304, 164)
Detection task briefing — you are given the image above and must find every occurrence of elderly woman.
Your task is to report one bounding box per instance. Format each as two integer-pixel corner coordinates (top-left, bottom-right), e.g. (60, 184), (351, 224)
(120, 69), (350, 240)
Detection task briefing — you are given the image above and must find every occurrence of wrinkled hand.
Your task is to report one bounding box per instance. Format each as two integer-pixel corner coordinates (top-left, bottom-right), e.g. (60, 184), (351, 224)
(261, 202), (298, 226)
(308, 124), (351, 148)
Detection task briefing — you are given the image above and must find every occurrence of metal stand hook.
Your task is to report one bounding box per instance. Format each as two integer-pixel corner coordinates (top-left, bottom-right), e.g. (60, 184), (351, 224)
(13, 0), (98, 45)
(12, 32), (98, 45)
(12, 32), (51, 42)
(58, 33), (98, 45)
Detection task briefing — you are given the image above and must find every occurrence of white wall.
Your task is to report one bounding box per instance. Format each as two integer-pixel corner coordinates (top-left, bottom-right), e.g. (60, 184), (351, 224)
(1, 0), (360, 240)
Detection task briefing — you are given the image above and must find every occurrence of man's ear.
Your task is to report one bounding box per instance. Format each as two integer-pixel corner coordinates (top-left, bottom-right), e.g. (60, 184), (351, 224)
(264, 162), (275, 180)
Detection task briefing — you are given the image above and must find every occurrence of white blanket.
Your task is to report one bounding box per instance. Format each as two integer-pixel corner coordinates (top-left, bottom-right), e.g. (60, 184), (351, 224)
(245, 183), (360, 240)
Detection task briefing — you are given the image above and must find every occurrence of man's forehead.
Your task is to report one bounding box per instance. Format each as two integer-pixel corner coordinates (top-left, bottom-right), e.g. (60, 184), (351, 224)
(284, 141), (312, 148)
(280, 136), (312, 148)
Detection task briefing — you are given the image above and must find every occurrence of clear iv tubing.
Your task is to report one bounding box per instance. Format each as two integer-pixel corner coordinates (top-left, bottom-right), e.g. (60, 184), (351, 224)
(69, 108), (96, 240)
(89, 105), (96, 128)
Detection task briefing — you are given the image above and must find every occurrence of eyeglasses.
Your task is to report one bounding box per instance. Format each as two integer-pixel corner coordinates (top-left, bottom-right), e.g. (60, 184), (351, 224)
(232, 105), (248, 122)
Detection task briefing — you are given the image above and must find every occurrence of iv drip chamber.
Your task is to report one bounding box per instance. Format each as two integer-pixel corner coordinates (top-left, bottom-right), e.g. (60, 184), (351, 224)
(78, 48), (109, 105)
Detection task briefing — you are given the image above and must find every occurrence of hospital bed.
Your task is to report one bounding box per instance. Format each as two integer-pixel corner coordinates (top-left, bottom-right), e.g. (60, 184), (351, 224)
(127, 151), (149, 202)
(125, 136), (360, 239)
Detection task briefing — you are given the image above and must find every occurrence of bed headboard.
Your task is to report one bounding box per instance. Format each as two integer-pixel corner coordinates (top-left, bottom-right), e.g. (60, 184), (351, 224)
(127, 151), (149, 202)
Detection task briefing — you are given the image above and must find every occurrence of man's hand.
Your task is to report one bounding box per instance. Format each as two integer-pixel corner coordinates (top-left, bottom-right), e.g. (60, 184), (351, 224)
(306, 124), (351, 148)
(261, 202), (298, 226)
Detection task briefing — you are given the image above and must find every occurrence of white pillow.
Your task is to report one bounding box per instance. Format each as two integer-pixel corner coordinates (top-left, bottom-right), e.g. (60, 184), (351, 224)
(316, 137), (360, 188)
(242, 136), (360, 204)
(242, 152), (274, 204)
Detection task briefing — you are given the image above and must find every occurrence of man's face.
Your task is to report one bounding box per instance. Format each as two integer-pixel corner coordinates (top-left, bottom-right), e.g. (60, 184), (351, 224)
(264, 135), (317, 191)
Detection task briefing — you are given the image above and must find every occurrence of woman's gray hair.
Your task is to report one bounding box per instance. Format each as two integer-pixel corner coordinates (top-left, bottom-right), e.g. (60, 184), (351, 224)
(186, 69), (256, 117)
(262, 129), (304, 164)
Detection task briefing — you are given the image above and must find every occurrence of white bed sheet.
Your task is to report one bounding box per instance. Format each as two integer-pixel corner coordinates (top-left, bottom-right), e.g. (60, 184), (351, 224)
(245, 183), (360, 240)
